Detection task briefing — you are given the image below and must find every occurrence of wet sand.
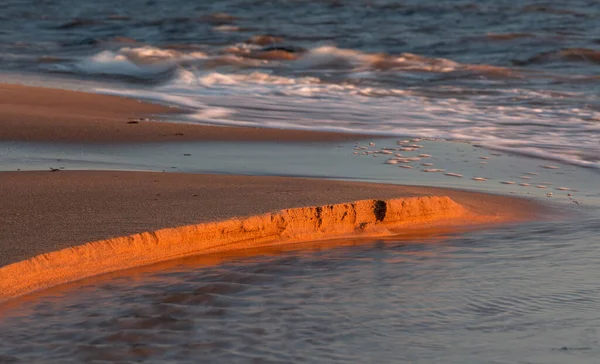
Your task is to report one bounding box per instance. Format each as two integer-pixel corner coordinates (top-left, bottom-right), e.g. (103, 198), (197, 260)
(0, 83), (371, 143)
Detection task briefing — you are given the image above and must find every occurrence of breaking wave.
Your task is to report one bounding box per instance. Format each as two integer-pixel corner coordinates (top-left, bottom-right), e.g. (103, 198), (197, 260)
(95, 65), (600, 169)
(35, 43), (600, 169)
(47, 46), (207, 79)
(47, 45), (519, 79)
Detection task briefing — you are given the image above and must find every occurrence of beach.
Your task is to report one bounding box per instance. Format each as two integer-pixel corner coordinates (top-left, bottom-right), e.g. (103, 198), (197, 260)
(1, 1), (599, 361)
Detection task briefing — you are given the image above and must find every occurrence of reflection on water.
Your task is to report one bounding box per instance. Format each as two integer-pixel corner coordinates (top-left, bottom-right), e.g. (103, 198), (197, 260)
(1, 217), (600, 363)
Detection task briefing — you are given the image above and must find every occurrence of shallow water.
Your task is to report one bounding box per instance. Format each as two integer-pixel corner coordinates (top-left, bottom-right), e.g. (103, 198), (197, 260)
(2, 0), (600, 167)
(1, 217), (600, 363)
(1, 138), (598, 206)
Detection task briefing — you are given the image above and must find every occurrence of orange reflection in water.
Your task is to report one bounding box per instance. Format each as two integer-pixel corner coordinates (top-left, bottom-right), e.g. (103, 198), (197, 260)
(0, 224), (477, 318)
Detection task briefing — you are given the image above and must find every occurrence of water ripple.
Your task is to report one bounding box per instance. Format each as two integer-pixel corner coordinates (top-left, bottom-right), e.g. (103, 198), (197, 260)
(1, 217), (600, 363)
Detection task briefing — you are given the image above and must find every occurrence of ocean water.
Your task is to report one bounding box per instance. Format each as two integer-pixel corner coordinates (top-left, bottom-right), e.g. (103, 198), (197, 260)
(1, 138), (599, 205)
(2, 1), (600, 363)
(1, 0), (600, 167)
(2, 218), (600, 364)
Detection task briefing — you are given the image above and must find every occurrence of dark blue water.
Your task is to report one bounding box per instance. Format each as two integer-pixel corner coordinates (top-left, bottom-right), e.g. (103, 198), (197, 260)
(2, 0), (600, 72)
(1, 0), (600, 167)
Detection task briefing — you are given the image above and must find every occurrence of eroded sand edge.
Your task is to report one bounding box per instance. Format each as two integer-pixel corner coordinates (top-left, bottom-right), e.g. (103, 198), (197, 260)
(0, 195), (491, 302)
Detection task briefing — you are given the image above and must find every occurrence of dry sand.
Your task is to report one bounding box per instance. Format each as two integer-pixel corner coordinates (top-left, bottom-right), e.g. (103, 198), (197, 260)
(0, 83), (371, 143)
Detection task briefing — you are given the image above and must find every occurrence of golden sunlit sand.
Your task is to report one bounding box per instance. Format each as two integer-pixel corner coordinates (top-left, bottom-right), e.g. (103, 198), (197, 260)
(0, 194), (481, 302)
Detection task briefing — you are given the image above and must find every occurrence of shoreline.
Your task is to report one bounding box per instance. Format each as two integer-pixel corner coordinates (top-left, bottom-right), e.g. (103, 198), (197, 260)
(0, 81), (546, 303)
(0, 83), (374, 143)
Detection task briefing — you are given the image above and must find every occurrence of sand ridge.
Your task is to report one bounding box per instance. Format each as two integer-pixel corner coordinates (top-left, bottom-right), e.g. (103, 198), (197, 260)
(1, 194), (497, 302)
(0, 171), (542, 267)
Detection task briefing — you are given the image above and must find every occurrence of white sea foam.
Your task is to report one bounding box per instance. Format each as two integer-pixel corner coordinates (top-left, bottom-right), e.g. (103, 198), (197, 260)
(68, 50), (174, 77)
(213, 25), (240, 32)
(293, 46), (377, 69)
(50, 46), (207, 78)
(293, 46), (462, 72)
(91, 54), (600, 169)
(61, 45), (469, 79)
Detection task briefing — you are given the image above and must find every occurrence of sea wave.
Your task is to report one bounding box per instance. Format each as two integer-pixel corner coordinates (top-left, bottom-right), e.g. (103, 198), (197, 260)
(294, 46), (463, 73)
(95, 68), (600, 169)
(47, 44), (519, 80)
(514, 48), (600, 66)
(47, 46), (207, 78)
(41, 43), (600, 169)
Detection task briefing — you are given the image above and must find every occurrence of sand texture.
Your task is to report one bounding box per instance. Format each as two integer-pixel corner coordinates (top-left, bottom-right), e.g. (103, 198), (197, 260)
(0, 171), (542, 302)
(0, 83), (371, 143)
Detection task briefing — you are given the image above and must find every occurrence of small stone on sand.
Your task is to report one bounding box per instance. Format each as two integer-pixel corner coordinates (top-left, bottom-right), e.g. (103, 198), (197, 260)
(472, 177), (487, 182)
(444, 173), (462, 178)
(399, 165), (413, 169)
(501, 181), (515, 185)
(542, 165), (559, 169)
